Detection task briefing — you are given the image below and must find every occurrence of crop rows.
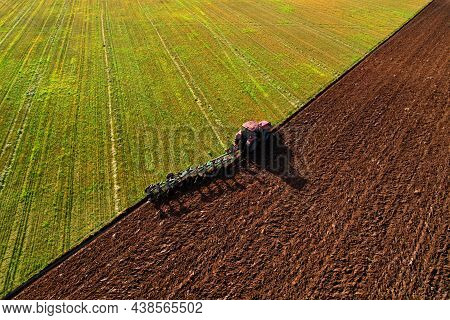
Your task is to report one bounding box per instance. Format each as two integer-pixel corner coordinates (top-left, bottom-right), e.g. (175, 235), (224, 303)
(0, 0), (430, 296)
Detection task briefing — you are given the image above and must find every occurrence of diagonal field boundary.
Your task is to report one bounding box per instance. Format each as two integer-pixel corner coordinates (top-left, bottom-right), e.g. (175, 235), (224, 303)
(3, 0), (435, 300)
(273, 0), (434, 132)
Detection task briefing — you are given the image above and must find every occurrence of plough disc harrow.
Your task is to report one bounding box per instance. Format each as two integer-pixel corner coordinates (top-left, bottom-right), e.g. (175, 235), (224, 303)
(145, 149), (240, 201)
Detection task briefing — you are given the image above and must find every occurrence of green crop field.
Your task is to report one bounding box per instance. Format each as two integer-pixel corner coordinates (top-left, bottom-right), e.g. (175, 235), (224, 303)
(0, 0), (430, 296)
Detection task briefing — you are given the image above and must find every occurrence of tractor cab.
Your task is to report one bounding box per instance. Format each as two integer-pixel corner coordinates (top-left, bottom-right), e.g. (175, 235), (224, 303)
(234, 120), (273, 153)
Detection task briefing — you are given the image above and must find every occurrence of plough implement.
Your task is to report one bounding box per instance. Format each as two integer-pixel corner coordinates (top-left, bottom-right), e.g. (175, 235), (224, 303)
(145, 120), (272, 202)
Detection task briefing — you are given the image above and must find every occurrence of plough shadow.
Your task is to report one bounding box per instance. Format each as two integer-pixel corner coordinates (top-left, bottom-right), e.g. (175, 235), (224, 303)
(152, 165), (246, 218)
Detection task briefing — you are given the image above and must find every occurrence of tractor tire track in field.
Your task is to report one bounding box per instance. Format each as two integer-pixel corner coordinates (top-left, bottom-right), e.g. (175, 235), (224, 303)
(241, 0), (363, 57)
(177, 0), (300, 114)
(0, 0), (53, 158)
(208, 1), (336, 78)
(0, 0), (60, 259)
(137, 0), (226, 149)
(60, 6), (86, 254)
(0, 0), (73, 292)
(0, 0), (62, 190)
(100, 0), (120, 214)
(0, 0), (40, 48)
(0, 0), (63, 193)
(19, 0), (79, 280)
(0, 0), (28, 28)
(43, 0), (79, 255)
(12, 0), (448, 300)
(0, 0), (47, 65)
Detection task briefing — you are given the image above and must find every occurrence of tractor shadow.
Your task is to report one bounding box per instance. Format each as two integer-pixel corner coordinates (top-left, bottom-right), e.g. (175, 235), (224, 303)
(245, 132), (307, 190)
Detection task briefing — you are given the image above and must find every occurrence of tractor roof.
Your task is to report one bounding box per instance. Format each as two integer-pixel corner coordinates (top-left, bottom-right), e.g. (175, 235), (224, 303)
(259, 120), (271, 128)
(242, 120), (260, 131)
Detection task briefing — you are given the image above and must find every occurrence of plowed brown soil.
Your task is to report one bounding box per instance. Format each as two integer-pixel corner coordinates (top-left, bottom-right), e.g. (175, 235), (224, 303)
(15, 0), (449, 299)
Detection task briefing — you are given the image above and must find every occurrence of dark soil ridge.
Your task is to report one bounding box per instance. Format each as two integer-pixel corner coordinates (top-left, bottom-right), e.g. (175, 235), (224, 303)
(10, 0), (449, 299)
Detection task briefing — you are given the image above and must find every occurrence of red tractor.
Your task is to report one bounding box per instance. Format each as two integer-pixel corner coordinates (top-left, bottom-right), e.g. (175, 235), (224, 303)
(233, 120), (273, 153)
